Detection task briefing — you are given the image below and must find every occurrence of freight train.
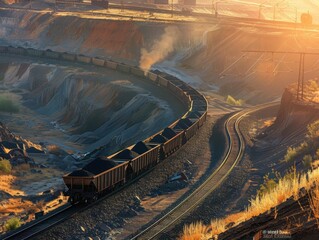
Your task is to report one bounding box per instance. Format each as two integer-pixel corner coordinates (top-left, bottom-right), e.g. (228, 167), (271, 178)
(0, 45), (208, 204)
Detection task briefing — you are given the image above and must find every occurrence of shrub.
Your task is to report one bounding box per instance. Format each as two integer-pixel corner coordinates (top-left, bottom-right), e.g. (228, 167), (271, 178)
(0, 96), (19, 113)
(4, 217), (21, 231)
(307, 120), (319, 140)
(303, 155), (313, 169)
(283, 142), (309, 163)
(257, 174), (278, 198)
(284, 147), (298, 162)
(226, 95), (244, 106)
(0, 159), (12, 174)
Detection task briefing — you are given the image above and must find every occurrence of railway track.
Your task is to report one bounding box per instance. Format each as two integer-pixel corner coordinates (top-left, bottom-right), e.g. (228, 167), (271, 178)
(130, 102), (279, 240)
(1, 4), (319, 31)
(1, 159), (170, 240)
(1, 204), (75, 240)
(0, 45), (206, 239)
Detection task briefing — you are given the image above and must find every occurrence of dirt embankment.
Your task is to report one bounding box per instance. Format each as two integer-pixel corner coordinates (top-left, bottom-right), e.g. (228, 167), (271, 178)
(220, 89), (319, 239)
(0, 10), (206, 62)
(263, 89), (319, 144)
(4, 9), (319, 104)
(0, 10), (144, 60)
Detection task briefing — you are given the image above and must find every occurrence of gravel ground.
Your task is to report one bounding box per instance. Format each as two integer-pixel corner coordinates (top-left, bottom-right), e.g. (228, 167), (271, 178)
(161, 105), (280, 239)
(35, 115), (219, 240)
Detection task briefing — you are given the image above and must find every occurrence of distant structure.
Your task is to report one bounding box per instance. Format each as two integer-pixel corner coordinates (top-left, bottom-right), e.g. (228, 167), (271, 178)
(179, 0), (196, 5)
(301, 12), (313, 25)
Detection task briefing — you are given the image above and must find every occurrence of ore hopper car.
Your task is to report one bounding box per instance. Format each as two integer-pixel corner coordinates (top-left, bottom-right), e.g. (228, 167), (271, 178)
(63, 157), (127, 203)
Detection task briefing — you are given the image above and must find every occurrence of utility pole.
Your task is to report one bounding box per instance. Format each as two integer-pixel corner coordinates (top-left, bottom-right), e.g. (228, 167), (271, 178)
(171, 0), (174, 18)
(212, 0), (215, 15)
(258, 4), (262, 19)
(244, 50), (319, 101)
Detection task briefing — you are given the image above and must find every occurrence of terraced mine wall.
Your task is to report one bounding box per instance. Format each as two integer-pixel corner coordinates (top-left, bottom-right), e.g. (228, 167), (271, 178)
(0, 45), (208, 206)
(0, 45), (207, 157)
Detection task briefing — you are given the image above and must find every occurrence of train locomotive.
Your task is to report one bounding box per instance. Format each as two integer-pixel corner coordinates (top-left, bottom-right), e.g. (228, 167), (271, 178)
(0, 45), (208, 204)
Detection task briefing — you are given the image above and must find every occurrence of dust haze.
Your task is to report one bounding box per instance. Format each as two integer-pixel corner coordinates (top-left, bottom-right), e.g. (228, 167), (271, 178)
(139, 26), (180, 72)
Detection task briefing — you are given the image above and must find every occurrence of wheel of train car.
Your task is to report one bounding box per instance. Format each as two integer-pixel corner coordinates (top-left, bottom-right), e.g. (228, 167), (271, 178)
(91, 194), (98, 203)
(69, 197), (75, 204)
(70, 193), (81, 204)
(125, 165), (134, 182)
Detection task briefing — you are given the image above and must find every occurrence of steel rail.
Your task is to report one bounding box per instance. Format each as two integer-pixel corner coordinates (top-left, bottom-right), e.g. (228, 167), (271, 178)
(130, 102), (278, 240)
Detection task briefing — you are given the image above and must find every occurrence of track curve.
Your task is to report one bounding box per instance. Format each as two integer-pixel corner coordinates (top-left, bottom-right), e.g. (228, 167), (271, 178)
(130, 102), (279, 240)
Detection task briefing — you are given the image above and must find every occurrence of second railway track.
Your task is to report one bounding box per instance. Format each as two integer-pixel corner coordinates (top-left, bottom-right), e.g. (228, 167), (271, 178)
(131, 102), (279, 240)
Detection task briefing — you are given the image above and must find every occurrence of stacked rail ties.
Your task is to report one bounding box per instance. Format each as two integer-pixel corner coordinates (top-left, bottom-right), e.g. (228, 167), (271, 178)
(0, 46), (208, 204)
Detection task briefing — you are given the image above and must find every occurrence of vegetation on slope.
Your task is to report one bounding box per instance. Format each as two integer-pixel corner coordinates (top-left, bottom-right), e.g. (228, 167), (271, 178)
(180, 119), (319, 240)
(0, 95), (19, 113)
(181, 167), (319, 240)
(283, 120), (319, 163)
(226, 95), (244, 106)
(4, 217), (21, 231)
(0, 158), (12, 174)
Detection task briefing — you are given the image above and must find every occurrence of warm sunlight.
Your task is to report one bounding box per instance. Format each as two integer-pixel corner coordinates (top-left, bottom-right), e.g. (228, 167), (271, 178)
(1, 0), (319, 239)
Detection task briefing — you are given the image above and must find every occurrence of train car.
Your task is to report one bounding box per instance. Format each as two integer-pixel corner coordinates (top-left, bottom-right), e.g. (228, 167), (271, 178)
(158, 76), (169, 87)
(117, 63), (130, 73)
(0, 46), (8, 53)
(130, 67), (145, 77)
(45, 49), (60, 59)
(147, 71), (158, 83)
(92, 57), (105, 66)
(92, 162), (127, 198)
(26, 48), (44, 57)
(185, 120), (199, 140)
(167, 81), (187, 101)
(130, 142), (160, 174)
(106, 60), (118, 70)
(63, 170), (95, 203)
(7, 46), (26, 55)
(161, 128), (184, 157)
(61, 52), (76, 61)
(77, 54), (91, 64)
(198, 111), (207, 126)
(63, 157), (127, 203)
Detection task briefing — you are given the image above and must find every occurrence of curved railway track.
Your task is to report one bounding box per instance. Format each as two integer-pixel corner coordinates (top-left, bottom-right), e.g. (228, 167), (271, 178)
(131, 102), (279, 240)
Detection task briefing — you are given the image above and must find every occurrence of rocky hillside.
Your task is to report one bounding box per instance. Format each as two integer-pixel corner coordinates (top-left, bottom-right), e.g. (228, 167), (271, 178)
(0, 59), (185, 154)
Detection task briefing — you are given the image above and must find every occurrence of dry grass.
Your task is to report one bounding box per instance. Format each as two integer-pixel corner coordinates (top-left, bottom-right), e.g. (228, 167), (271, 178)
(180, 167), (319, 240)
(309, 181), (319, 227)
(46, 144), (67, 156)
(263, 118), (275, 127)
(180, 221), (210, 240)
(0, 174), (24, 196)
(0, 198), (34, 214)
